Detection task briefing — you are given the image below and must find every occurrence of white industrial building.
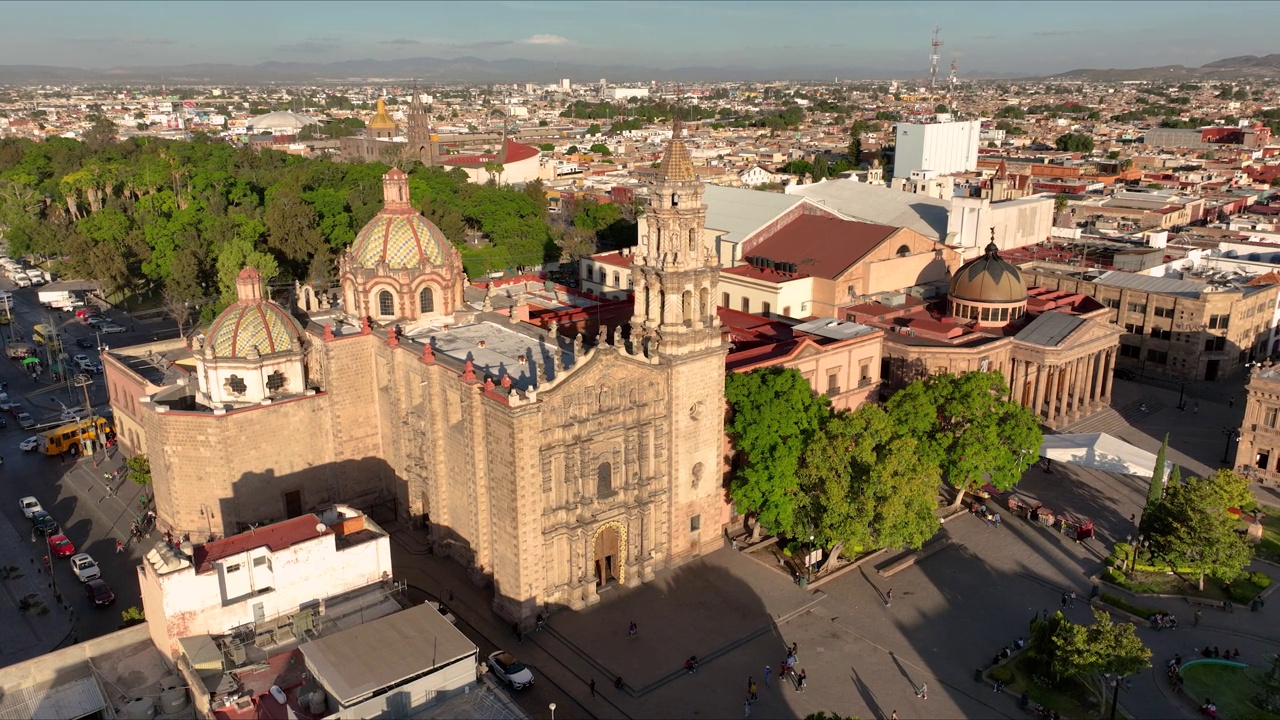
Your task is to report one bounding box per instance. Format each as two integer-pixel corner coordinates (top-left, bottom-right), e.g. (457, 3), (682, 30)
(608, 87), (650, 101)
(892, 120), (980, 179)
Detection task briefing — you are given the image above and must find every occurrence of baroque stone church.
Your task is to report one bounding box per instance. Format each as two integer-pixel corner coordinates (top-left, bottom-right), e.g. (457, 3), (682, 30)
(107, 126), (728, 623)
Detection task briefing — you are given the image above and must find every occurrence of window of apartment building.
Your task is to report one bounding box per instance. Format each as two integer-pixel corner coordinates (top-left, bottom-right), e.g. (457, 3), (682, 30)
(1146, 349), (1169, 364)
(1208, 314), (1230, 329)
(1258, 451), (1271, 471)
(1119, 344), (1141, 359)
(1154, 306), (1175, 318)
(689, 515), (701, 532)
(612, 271), (620, 288)
(740, 297), (750, 313)
(827, 370), (840, 396)
(1265, 407), (1279, 429)
(762, 301), (772, 316)
(859, 361), (872, 386)
(721, 292), (730, 307)
(1123, 322), (1145, 335)
(1150, 327), (1171, 341)
(1204, 336), (1226, 352)
(1127, 302), (1147, 314)
(1103, 297), (1121, 309)
(783, 306), (792, 317)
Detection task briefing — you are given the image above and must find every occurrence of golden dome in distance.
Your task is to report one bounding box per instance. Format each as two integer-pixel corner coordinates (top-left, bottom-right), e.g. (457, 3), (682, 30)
(369, 97), (395, 129)
(948, 240), (1027, 304)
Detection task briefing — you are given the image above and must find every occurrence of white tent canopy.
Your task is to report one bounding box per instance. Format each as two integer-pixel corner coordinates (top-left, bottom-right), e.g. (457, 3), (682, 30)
(1039, 432), (1172, 478)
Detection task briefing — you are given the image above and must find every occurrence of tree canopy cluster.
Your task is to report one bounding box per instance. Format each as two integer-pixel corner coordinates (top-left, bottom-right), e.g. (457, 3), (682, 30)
(1142, 468), (1255, 590)
(724, 368), (1041, 570)
(0, 134), (626, 320)
(1027, 608), (1151, 709)
(1054, 133), (1095, 154)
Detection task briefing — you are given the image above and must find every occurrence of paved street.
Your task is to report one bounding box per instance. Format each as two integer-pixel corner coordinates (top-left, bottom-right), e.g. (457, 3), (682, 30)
(0, 279), (169, 667)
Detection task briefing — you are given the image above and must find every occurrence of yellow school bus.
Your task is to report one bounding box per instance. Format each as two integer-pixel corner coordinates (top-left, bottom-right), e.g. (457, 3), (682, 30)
(32, 323), (59, 346)
(39, 416), (114, 456)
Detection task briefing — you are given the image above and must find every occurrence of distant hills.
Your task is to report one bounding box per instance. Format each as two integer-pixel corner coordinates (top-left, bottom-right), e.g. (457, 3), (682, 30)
(0, 53), (1277, 85)
(1048, 54), (1280, 82)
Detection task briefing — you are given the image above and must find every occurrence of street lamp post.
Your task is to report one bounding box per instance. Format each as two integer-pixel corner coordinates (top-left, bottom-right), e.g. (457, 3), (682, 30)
(549, 703), (556, 720)
(1222, 427), (1240, 464)
(1108, 674), (1123, 720)
(807, 533), (815, 583)
(1178, 381), (1187, 411)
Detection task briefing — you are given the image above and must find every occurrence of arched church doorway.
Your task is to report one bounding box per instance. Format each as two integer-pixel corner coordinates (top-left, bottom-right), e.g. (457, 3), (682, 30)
(593, 524), (624, 589)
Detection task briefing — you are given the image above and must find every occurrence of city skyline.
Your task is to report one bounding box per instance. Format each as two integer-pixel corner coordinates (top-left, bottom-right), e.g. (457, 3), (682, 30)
(4, 0), (1274, 78)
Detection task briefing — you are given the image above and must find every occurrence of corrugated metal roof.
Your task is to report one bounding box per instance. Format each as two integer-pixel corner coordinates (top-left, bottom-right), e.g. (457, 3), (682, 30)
(302, 602), (477, 704)
(703, 185), (804, 244)
(1093, 271), (1207, 298)
(1015, 311), (1085, 348)
(0, 674), (105, 720)
(792, 318), (878, 340)
(790, 180), (950, 241)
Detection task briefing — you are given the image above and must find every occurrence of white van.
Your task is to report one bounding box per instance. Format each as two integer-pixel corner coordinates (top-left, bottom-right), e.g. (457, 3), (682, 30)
(24, 271), (45, 286)
(12, 275), (31, 288)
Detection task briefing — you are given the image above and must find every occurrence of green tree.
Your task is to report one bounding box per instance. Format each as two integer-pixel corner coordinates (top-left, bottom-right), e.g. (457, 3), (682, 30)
(126, 454), (152, 486)
(263, 188), (324, 277)
(588, 143), (611, 156)
(726, 368), (833, 538)
(538, 143), (555, 152)
(216, 239), (280, 305)
(798, 405), (941, 568)
(587, 123), (601, 135)
(810, 154), (829, 183)
(1054, 133), (1095, 154)
(1054, 194), (1069, 214)
(934, 103), (949, 114)
(1145, 433), (1169, 517)
(886, 372), (1042, 509)
(1052, 607), (1152, 708)
(1143, 469), (1254, 590)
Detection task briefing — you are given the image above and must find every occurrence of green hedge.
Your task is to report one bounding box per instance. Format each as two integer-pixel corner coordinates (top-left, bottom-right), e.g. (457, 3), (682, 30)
(1099, 593), (1160, 619)
(1250, 571), (1272, 589)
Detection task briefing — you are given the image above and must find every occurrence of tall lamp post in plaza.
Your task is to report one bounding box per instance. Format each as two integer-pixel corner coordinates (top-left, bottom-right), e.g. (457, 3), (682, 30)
(549, 703), (556, 720)
(1177, 381), (1188, 411)
(1107, 673), (1124, 720)
(1223, 427), (1241, 464)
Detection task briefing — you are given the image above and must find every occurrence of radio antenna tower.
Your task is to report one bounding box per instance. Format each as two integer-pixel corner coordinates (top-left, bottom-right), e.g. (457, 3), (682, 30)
(928, 27), (943, 91)
(949, 59), (958, 88)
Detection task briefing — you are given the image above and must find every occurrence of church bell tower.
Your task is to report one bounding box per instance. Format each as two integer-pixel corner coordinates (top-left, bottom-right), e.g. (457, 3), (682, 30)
(630, 119), (721, 357)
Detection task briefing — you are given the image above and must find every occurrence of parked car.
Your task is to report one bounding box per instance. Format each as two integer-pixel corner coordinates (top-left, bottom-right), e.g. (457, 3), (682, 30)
(60, 407), (89, 422)
(84, 316), (107, 327)
(8, 402), (25, 418)
(0, 393), (11, 411)
(19, 436), (38, 451)
(47, 533), (75, 558)
(84, 578), (115, 607)
(486, 651), (534, 690)
(427, 600), (457, 625)
(29, 511), (59, 536)
(16, 412), (35, 429)
(19, 495), (42, 518)
(75, 337), (96, 349)
(75, 308), (97, 320)
(69, 553), (100, 582)
(98, 323), (127, 334)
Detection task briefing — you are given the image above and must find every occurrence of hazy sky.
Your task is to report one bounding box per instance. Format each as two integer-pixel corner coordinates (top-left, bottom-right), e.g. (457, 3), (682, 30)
(4, 0), (1270, 75)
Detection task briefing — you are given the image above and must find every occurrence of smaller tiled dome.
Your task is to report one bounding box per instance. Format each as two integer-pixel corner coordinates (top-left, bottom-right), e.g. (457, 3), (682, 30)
(348, 169), (451, 270)
(949, 241), (1027, 304)
(206, 268), (305, 359)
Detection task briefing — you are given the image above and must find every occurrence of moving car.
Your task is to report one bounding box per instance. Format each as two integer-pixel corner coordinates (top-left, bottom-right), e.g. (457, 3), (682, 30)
(486, 650), (534, 690)
(48, 533), (76, 558)
(84, 578), (115, 607)
(75, 337), (95, 349)
(76, 358), (103, 374)
(98, 323), (127, 334)
(16, 412), (35, 429)
(19, 496), (42, 518)
(30, 511), (59, 536)
(69, 553), (100, 582)
(19, 435), (39, 451)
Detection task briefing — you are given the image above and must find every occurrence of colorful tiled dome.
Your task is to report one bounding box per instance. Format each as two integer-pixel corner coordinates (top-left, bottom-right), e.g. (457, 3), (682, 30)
(206, 268), (305, 359)
(348, 169), (451, 271)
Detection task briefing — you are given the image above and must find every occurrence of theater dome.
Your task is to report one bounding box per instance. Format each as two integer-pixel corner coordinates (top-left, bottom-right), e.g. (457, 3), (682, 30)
(949, 241), (1027, 304)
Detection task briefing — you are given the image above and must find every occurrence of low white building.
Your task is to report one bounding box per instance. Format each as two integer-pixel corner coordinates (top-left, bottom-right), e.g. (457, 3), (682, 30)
(139, 507), (393, 659)
(738, 165), (781, 187)
(608, 87), (650, 101)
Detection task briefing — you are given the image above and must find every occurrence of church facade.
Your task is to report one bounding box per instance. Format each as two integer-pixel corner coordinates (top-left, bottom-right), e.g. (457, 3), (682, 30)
(106, 130), (728, 624)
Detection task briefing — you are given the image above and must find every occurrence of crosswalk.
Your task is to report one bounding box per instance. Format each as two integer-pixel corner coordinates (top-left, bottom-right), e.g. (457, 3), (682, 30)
(1058, 398), (1167, 436)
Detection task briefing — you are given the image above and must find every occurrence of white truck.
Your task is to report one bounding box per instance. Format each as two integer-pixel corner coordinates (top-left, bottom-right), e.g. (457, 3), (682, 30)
(38, 288), (81, 309)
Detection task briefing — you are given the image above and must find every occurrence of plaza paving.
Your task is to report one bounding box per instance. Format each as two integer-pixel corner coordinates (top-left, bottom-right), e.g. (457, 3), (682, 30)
(391, 379), (1279, 719)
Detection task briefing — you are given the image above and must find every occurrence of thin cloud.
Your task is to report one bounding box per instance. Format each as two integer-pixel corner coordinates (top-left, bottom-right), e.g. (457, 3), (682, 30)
(1033, 30), (1080, 37)
(134, 37), (176, 45)
(279, 37), (340, 53)
(523, 34), (568, 46)
(383, 37), (422, 46)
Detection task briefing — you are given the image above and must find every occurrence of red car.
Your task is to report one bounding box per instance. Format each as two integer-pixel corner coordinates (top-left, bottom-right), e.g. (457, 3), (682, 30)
(47, 534), (76, 558)
(85, 579), (115, 607)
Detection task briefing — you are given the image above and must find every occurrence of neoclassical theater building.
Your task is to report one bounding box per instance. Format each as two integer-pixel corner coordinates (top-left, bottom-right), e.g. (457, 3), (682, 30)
(106, 131), (728, 624)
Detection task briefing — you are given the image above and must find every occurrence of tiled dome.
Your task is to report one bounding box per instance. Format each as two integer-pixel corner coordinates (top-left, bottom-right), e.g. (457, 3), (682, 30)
(206, 268), (305, 359)
(948, 241), (1027, 304)
(347, 169), (451, 271)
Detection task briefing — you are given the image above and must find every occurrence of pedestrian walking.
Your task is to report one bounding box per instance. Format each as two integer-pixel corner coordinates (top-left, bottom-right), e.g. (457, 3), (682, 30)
(628, 620), (638, 638)
(885, 588), (893, 606)
(1194, 609), (1202, 627)
(115, 539), (124, 554)
(790, 643), (799, 661)
(993, 512), (1002, 528)
(1069, 590), (1077, 607)
(1060, 591), (1068, 609)
(748, 678), (758, 701)
(589, 678), (596, 697)
(764, 665), (771, 687)
(614, 676), (623, 690)
(1193, 401), (1200, 414)
(891, 712), (899, 720)
(1230, 397), (1236, 408)
(916, 681), (928, 699)
(796, 669), (806, 693)
(744, 699), (752, 717)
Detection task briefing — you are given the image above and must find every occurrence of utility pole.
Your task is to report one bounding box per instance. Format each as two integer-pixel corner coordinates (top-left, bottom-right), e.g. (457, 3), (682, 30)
(929, 27), (943, 93)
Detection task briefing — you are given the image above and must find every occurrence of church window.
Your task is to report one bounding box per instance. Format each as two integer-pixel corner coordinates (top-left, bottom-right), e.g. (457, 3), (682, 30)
(682, 291), (693, 326)
(377, 290), (395, 317)
(597, 462), (614, 497)
(224, 375), (247, 397)
(419, 287), (435, 313)
(896, 245), (911, 257)
(689, 515), (701, 532)
(689, 228), (697, 251)
(266, 371), (287, 393)
(672, 192), (680, 207)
